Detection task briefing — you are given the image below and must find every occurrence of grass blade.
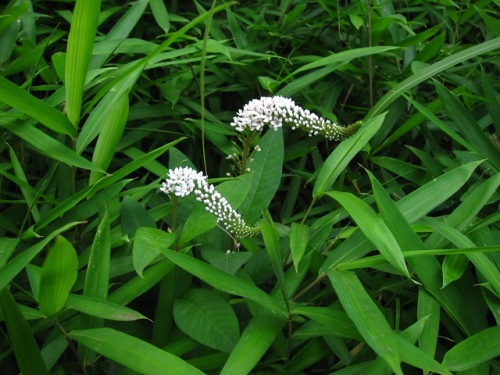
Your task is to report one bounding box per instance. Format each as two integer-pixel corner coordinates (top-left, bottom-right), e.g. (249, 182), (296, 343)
(0, 288), (49, 375)
(0, 75), (75, 137)
(442, 326), (500, 371)
(326, 191), (410, 278)
(69, 328), (205, 375)
(65, 0), (101, 126)
(367, 37), (500, 119)
(162, 249), (287, 318)
(313, 113), (385, 198)
(327, 270), (403, 375)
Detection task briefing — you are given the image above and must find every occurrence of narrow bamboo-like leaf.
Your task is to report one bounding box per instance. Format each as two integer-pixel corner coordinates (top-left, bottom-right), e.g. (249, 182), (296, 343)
(442, 326), (500, 371)
(327, 270), (402, 375)
(66, 294), (147, 321)
(39, 236), (79, 316)
(0, 75), (75, 137)
(133, 228), (176, 277)
(89, 91), (129, 184)
(290, 222), (309, 272)
(417, 288), (440, 358)
(0, 118), (100, 171)
(149, 0), (170, 33)
(162, 250), (287, 318)
(174, 289), (239, 353)
(121, 196), (156, 238)
(313, 113), (385, 198)
(0, 288), (49, 375)
(292, 306), (361, 340)
(261, 211), (289, 307)
(220, 312), (286, 375)
(367, 37), (500, 119)
(435, 81), (500, 169)
(8, 144), (40, 222)
(69, 328), (206, 375)
(0, 222), (80, 292)
(65, 0), (101, 126)
(422, 217), (500, 297)
(0, 237), (19, 267)
(442, 254), (469, 287)
(326, 191), (409, 277)
(239, 127), (284, 224)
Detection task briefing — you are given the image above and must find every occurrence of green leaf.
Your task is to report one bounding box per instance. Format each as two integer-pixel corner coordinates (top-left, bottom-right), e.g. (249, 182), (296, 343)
(69, 328), (206, 375)
(367, 37), (500, 119)
(162, 250), (287, 319)
(66, 294), (147, 321)
(435, 80), (500, 170)
(313, 113), (385, 198)
(65, 0), (102, 126)
(0, 288), (49, 375)
(220, 312), (286, 375)
(290, 222), (309, 272)
(327, 270), (402, 375)
(133, 228), (176, 277)
(0, 75), (75, 137)
(39, 236), (79, 316)
(121, 196), (156, 238)
(0, 222), (80, 293)
(442, 326), (500, 371)
(0, 117), (100, 171)
(179, 204), (217, 247)
(239, 128), (284, 224)
(174, 289), (239, 353)
(326, 191), (410, 277)
(89, 91), (129, 184)
(149, 0), (170, 33)
(261, 211), (289, 307)
(417, 289), (440, 358)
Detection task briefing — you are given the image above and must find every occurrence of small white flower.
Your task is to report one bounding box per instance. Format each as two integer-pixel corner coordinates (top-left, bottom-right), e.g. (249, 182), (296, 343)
(230, 96), (361, 141)
(160, 167), (260, 238)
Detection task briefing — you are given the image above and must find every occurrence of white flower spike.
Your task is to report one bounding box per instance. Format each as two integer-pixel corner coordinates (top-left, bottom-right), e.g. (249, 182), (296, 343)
(230, 96), (361, 140)
(161, 167), (260, 238)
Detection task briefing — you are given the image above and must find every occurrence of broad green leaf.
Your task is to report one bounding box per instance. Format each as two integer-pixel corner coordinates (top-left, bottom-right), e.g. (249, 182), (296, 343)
(220, 312), (286, 375)
(0, 75), (75, 137)
(179, 205), (217, 247)
(327, 270), (402, 375)
(201, 246), (253, 275)
(239, 127), (284, 224)
(367, 37), (500, 119)
(121, 196), (156, 238)
(133, 227), (176, 277)
(442, 326), (500, 371)
(39, 236), (79, 316)
(162, 249), (287, 318)
(0, 288), (49, 375)
(261, 211), (289, 309)
(290, 222), (309, 272)
(69, 328), (206, 375)
(65, 0), (101, 126)
(89, 91), (129, 184)
(66, 294), (147, 321)
(0, 222), (80, 292)
(326, 191), (410, 277)
(313, 113), (385, 198)
(174, 289), (239, 353)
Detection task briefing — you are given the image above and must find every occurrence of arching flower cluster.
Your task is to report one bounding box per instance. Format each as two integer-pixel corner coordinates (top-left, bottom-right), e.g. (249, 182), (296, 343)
(230, 96), (361, 141)
(160, 167), (260, 238)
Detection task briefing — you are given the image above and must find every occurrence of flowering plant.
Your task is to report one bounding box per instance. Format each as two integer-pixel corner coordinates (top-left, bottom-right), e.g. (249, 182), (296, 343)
(160, 166), (261, 239)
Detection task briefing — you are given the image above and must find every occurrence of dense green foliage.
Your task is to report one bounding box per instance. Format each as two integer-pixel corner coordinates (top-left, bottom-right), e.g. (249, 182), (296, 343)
(1, 0), (499, 374)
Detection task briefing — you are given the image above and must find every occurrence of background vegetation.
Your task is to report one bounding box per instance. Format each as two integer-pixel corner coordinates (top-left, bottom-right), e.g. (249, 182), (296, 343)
(1, 0), (499, 374)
